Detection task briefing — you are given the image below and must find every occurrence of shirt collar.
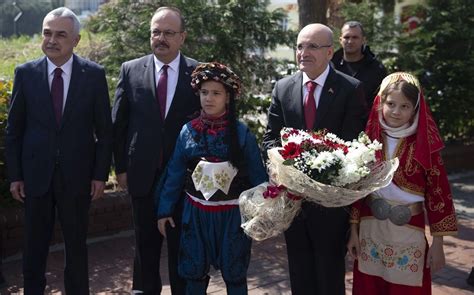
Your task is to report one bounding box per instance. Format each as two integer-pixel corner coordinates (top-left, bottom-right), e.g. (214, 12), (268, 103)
(153, 53), (181, 73)
(302, 65), (330, 87)
(47, 55), (73, 77)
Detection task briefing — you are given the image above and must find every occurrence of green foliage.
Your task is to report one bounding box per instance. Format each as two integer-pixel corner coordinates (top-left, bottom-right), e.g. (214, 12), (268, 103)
(339, 0), (474, 142)
(0, 78), (17, 207)
(86, 0), (156, 78)
(86, 0), (295, 136)
(0, 36), (43, 80)
(396, 0), (474, 142)
(0, 79), (11, 122)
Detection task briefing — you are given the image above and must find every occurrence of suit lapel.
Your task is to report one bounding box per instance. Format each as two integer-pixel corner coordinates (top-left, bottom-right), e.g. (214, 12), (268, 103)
(144, 54), (161, 122)
(35, 57), (57, 128)
(315, 68), (337, 128)
(166, 54), (193, 123)
(61, 55), (84, 128)
(290, 73), (305, 128)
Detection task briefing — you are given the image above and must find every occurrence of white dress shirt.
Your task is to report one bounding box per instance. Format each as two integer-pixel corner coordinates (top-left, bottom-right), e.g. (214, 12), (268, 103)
(154, 53), (181, 118)
(47, 56), (73, 111)
(301, 65), (330, 108)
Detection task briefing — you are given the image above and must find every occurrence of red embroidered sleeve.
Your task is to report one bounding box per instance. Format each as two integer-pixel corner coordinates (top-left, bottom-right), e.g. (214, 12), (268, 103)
(424, 151), (458, 236)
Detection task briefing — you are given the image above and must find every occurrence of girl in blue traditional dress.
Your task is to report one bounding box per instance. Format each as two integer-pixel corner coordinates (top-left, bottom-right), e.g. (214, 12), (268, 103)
(156, 62), (268, 295)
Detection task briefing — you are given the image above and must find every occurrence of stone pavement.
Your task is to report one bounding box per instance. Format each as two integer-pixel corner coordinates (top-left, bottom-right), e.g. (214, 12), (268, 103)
(1, 172), (473, 294)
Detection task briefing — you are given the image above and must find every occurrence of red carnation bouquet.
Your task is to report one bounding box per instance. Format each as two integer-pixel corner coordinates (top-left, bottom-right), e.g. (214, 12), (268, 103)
(239, 128), (399, 241)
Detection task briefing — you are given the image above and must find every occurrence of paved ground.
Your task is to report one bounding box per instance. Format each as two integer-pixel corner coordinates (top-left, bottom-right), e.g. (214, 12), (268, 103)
(1, 172), (473, 294)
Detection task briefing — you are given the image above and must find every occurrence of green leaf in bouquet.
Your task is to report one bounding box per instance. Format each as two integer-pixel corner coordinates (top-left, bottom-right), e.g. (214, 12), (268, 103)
(282, 159), (295, 165)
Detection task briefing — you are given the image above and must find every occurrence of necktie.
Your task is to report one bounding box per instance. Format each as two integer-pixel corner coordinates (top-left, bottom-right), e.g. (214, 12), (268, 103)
(156, 65), (169, 120)
(51, 67), (63, 125)
(304, 81), (317, 129)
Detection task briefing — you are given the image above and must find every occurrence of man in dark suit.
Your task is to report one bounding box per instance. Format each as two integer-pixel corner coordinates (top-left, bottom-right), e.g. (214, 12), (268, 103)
(5, 7), (112, 295)
(112, 6), (200, 295)
(262, 24), (367, 295)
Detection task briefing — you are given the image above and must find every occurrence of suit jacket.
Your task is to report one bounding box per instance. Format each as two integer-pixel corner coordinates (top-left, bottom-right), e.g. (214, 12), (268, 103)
(112, 54), (200, 197)
(6, 54), (113, 198)
(263, 67), (367, 152)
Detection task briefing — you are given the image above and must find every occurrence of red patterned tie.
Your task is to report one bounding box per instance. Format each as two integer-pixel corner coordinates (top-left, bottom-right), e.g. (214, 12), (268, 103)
(51, 67), (63, 125)
(156, 65), (169, 120)
(304, 81), (317, 129)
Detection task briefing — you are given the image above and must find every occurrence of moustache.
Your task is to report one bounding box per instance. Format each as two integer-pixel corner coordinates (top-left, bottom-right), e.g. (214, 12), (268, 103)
(155, 42), (169, 48)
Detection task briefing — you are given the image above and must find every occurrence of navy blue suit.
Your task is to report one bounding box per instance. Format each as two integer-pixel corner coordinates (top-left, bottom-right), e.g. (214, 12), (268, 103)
(6, 54), (112, 294)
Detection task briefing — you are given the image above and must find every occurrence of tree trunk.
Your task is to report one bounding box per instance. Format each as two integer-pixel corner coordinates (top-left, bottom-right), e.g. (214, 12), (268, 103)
(298, 0), (328, 28)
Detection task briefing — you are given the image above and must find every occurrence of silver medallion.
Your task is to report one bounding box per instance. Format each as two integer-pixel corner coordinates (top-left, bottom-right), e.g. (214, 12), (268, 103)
(389, 205), (412, 226)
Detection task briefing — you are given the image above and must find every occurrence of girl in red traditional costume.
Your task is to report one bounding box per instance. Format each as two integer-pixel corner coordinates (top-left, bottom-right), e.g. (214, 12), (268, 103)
(347, 72), (458, 294)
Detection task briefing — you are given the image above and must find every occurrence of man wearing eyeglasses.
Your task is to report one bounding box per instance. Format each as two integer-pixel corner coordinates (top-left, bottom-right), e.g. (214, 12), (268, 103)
(112, 6), (200, 295)
(263, 23), (367, 295)
(332, 21), (387, 110)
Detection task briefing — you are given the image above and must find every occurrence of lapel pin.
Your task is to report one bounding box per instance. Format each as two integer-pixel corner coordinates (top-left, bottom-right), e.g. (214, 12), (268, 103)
(328, 88), (334, 94)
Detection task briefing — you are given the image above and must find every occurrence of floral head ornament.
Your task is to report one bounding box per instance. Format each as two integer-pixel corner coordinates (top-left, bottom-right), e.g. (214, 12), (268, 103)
(191, 62), (242, 97)
(378, 72), (421, 109)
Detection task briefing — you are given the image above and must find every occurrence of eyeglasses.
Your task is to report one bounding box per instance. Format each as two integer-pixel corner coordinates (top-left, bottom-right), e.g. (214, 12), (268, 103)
(296, 43), (332, 52)
(151, 29), (183, 38)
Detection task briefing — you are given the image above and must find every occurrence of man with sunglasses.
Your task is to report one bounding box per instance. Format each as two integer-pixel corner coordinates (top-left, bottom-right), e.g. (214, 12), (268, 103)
(263, 23), (367, 295)
(112, 6), (200, 295)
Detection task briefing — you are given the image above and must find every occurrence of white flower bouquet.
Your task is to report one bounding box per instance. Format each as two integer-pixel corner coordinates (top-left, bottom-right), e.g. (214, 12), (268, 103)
(240, 128), (399, 241)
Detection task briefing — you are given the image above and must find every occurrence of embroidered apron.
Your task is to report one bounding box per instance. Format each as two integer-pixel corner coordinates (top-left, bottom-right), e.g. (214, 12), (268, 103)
(358, 218), (426, 286)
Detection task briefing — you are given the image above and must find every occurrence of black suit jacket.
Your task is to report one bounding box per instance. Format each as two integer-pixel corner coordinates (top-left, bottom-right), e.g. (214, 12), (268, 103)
(263, 67), (367, 151)
(6, 55), (113, 197)
(112, 54), (200, 197)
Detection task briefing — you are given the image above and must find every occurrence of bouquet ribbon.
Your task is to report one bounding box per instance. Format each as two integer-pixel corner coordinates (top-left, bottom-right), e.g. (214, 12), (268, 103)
(263, 185), (303, 201)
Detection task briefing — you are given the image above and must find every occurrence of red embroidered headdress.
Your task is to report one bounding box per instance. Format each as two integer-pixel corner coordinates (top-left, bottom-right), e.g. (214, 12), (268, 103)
(366, 72), (444, 170)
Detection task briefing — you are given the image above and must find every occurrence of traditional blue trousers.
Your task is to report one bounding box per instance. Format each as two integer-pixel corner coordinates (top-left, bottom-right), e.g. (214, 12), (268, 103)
(178, 197), (251, 295)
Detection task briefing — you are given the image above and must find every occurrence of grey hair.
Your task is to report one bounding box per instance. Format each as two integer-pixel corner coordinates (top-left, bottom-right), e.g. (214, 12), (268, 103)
(44, 7), (81, 35)
(342, 21), (365, 36)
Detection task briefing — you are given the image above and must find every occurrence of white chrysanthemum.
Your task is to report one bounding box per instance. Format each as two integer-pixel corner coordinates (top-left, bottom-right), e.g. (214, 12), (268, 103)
(368, 140), (382, 151)
(347, 146), (376, 166)
(336, 161), (373, 186)
(357, 132), (371, 145)
(311, 151), (337, 171)
(286, 133), (304, 145)
(332, 149), (345, 161)
(325, 132), (346, 144)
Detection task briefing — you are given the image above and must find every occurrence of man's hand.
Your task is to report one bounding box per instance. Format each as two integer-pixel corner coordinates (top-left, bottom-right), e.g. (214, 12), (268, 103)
(116, 172), (128, 191)
(157, 217), (175, 238)
(90, 180), (106, 200)
(10, 181), (25, 202)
